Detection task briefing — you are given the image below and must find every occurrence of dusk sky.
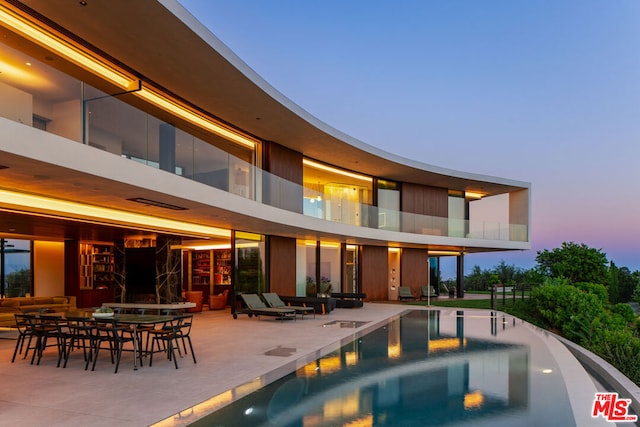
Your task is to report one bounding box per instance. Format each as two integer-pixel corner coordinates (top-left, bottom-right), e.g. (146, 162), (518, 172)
(178, 1), (640, 274)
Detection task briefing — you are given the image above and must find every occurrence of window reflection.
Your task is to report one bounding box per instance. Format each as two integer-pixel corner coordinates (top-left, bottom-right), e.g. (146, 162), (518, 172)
(1, 238), (31, 297)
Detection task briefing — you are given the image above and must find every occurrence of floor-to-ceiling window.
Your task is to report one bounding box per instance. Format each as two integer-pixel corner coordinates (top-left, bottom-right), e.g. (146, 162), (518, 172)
(344, 244), (359, 293)
(448, 190), (466, 238)
(378, 180), (400, 231)
(1, 238), (31, 297)
(319, 242), (341, 294)
(303, 159), (372, 226)
(234, 232), (266, 295)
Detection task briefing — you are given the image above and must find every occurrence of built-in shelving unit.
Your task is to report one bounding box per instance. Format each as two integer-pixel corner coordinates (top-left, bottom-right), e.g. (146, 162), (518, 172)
(192, 250), (211, 287)
(214, 249), (231, 284)
(79, 242), (115, 289)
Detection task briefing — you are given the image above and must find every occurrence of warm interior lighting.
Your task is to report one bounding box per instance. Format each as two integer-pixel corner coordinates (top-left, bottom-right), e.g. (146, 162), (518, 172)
(428, 250), (461, 256)
(428, 337), (467, 353)
(303, 159), (373, 183)
(388, 247), (401, 253)
(344, 415), (373, 427)
(387, 343), (401, 359)
(137, 86), (256, 149)
(299, 361), (319, 377)
(0, 189), (230, 238)
(465, 191), (485, 199)
(464, 390), (484, 409)
(318, 356), (342, 375)
(344, 351), (358, 366)
(180, 244), (231, 251)
(0, 5), (134, 89)
(0, 5), (256, 152)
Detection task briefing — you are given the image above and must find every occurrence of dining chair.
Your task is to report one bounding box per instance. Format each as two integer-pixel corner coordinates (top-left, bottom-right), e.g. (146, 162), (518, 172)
(91, 318), (142, 373)
(11, 313), (35, 363)
(63, 315), (97, 369)
(148, 314), (195, 369)
(26, 314), (62, 366)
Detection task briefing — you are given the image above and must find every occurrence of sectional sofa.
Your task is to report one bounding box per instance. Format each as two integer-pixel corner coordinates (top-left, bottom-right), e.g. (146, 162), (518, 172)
(0, 296), (77, 327)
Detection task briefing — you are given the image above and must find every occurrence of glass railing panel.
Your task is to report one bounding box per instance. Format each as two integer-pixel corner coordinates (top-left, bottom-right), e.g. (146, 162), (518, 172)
(260, 169), (303, 213)
(190, 137), (228, 191)
(85, 87), (147, 159)
(0, 42), (84, 143)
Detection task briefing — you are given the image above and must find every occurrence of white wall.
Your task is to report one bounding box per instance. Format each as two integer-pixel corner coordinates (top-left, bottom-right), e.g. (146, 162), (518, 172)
(33, 241), (65, 296)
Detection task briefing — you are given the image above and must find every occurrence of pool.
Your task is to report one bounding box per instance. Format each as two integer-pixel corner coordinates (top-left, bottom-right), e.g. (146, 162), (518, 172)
(187, 309), (599, 426)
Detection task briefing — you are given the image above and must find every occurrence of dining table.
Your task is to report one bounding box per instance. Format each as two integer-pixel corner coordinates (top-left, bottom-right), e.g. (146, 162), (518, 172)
(42, 310), (178, 370)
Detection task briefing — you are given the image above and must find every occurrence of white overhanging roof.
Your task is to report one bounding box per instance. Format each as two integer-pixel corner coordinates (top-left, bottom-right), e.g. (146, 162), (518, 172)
(15, 0), (529, 196)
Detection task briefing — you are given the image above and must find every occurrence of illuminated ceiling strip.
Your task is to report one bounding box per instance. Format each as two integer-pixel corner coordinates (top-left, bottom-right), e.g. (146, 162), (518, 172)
(465, 191), (485, 199)
(0, 5), (134, 89)
(303, 159), (373, 183)
(0, 5), (256, 151)
(136, 86), (257, 150)
(429, 250), (461, 256)
(0, 189), (230, 238)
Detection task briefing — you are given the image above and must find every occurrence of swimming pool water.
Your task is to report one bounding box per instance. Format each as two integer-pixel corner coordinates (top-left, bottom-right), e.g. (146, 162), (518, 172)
(192, 310), (578, 426)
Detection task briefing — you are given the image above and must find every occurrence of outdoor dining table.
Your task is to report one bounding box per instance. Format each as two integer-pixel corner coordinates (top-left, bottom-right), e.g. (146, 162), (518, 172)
(41, 311), (178, 371)
(91, 313), (178, 370)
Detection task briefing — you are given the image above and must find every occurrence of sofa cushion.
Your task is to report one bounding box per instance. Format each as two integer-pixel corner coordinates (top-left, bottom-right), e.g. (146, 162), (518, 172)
(1, 299), (20, 308)
(34, 297), (53, 305)
(52, 297), (67, 305)
(16, 298), (33, 306)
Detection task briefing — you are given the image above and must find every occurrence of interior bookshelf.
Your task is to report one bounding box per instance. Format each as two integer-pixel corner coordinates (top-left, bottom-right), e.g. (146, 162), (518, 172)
(214, 249), (231, 284)
(80, 243), (115, 289)
(192, 250), (211, 286)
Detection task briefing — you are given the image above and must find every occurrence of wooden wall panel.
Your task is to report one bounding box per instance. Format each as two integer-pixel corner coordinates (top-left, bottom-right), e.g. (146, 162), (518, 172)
(360, 245), (388, 301)
(263, 141), (303, 212)
(400, 248), (429, 298)
(401, 183), (448, 217)
(268, 236), (296, 295)
(264, 141), (303, 185)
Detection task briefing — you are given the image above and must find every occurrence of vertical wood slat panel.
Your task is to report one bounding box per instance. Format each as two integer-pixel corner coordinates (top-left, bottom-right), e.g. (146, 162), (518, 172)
(268, 236), (296, 296)
(401, 183), (448, 217)
(361, 245), (388, 301)
(400, 248), (429, 297)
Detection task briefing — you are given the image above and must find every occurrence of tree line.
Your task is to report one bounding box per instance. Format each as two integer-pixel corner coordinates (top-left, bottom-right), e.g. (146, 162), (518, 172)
(464, 242), (640, 304)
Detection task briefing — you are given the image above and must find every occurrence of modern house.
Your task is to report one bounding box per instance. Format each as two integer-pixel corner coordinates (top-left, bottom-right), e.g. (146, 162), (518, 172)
(0, 0), (530, 309)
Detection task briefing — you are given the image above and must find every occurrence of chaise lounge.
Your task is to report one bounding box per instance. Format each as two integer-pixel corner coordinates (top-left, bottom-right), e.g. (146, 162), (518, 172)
(262, 293), (315, 319)
(420, 286), (438, 299)
(398, 287), (415, 301)
(239, 294), (296, 322)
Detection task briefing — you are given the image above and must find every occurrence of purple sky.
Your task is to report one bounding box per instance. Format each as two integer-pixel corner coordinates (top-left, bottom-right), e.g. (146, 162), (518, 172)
(178, 0), (640, 274)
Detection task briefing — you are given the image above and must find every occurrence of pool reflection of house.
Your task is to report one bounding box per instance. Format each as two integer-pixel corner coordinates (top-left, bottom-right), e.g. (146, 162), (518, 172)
(194, 310), (530, 426)
(0, 1), (530, 306)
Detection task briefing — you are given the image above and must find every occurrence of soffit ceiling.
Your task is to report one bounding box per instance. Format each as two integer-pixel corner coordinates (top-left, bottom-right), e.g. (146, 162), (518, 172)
(14, 0), (528, 196)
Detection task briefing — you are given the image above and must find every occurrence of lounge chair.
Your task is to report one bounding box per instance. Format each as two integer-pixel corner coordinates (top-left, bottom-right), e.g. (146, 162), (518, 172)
(398, 287), (415, 301)
(240, 294), (296, 322)
(420, 285), (438, 299)
(262, 293), (315, 319)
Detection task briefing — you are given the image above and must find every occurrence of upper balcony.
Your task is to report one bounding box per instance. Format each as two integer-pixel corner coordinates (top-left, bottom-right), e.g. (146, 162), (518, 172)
(0, 4), (530, 248)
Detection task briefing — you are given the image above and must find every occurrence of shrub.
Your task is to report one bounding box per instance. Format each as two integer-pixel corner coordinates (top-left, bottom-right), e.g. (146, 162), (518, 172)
(587, 329), (640, 386)
(574, 282), (609, 305)
(530, 284), (605, 344)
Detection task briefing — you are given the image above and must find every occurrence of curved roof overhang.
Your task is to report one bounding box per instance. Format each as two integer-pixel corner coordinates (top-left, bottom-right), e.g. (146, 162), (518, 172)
(13, 0), (529, 196)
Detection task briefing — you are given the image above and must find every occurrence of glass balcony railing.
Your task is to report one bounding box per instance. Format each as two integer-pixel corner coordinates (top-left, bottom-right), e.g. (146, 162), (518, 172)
(0, 44), (528, 243)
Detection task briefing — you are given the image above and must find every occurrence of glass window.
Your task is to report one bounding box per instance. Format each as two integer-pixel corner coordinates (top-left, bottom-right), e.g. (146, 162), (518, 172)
(296, 240), (317, 296)
(378, 180), (400, 231)
(1, 239), (31, 297)
(344, 244), (359, 293)
(319, 242), (341, 295)
(234, 232), (265, 295)
(448, 191), (466, 237)
(303, 159), (372, 226)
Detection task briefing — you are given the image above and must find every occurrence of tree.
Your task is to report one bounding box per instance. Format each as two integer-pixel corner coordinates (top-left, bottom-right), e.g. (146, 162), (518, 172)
(535, 242), (608, 284)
